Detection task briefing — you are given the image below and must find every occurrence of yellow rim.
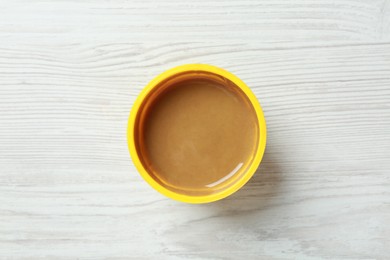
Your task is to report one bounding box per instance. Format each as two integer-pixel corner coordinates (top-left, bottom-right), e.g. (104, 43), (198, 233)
(127, 64), (267, 204)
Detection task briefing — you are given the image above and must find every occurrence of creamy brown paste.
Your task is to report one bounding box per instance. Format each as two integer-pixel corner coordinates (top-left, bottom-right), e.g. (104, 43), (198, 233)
(135, 72), (258, 196)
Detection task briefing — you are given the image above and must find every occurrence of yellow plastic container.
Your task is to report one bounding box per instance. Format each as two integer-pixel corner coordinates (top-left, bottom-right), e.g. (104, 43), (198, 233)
(127, 64), (266, 203)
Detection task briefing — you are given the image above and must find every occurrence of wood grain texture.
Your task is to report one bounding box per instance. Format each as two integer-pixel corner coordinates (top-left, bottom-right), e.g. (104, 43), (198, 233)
(0, 0), (390, 259)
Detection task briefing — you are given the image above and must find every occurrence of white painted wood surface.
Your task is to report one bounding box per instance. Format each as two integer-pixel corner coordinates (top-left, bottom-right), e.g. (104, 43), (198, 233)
(1, 0), (390, 259)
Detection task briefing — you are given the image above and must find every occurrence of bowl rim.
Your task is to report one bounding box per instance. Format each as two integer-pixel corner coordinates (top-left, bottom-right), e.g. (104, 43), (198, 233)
(127, 64), (267, 203)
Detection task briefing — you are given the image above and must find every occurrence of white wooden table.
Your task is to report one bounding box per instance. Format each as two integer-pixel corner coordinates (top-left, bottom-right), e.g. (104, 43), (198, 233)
(1, 1), (390, 259)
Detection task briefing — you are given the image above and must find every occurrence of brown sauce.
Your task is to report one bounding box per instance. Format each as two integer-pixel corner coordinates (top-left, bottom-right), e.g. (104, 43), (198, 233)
(135, 72), (259, 196)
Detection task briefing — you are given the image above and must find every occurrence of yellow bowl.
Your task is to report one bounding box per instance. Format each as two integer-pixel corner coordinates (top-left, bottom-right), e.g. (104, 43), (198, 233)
(127, 64), (266, 203)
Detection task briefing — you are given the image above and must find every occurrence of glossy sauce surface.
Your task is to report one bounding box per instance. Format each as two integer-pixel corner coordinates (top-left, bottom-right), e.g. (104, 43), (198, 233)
(139, 76), (258, 195)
